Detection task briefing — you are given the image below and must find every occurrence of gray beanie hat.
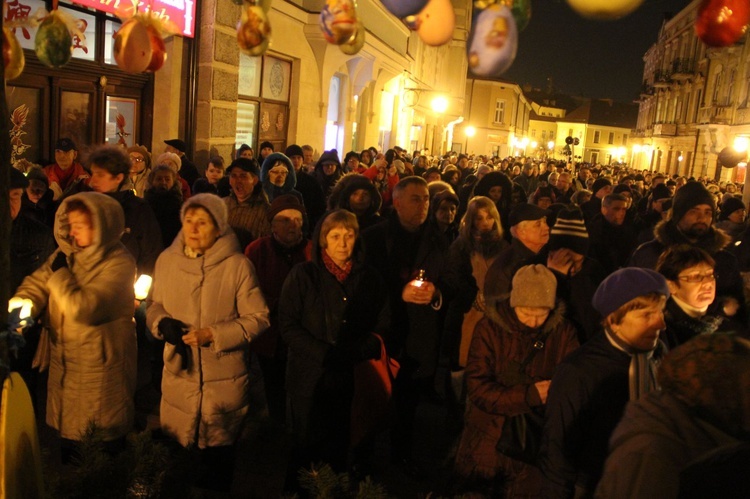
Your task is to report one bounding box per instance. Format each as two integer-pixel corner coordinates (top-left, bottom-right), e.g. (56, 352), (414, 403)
(510, 264), (557, 309)
(180, 193), (229, 236)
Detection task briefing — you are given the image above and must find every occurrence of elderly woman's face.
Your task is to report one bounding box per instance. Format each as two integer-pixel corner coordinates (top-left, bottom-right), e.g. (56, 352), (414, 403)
(183, 207), (220, 253)
(324, 225), (356, 267)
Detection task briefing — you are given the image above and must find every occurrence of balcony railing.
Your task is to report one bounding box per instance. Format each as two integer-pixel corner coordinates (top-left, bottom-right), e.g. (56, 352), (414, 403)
(653, 70), (671, 87)
(653, 123), (677, 136)
(698, 105), (733, 124)
(670, 58), (696, 79)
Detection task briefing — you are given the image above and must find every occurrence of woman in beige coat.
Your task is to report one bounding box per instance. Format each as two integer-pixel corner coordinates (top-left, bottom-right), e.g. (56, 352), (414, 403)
(146, 193), (269, 491)
(12, 192), (137, 461)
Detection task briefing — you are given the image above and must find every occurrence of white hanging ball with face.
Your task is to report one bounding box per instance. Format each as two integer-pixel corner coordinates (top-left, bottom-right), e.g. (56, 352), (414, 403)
(467, 5), (518, 77)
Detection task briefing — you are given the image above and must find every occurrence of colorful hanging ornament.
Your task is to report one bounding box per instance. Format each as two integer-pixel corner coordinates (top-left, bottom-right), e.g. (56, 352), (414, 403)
(144, 22), (167, 72)
(320, 0), (359, 45)
(415, 0), (456, 46)
(237, 5), (271, 56)
(695, 0), (750, 47)
(114, 17), (153, 73)
(468, 4), (518, 77)
(566, 0), (645, 20)
(3, 27), (25, 80)
(34, 10), (74, 68)
(380, 0), (430, 19)
(473, 0), (531, 31)
(339, 21), (366, 55)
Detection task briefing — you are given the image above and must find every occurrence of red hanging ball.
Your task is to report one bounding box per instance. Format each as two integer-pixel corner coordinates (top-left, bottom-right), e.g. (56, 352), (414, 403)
(696, 0), (750, 47)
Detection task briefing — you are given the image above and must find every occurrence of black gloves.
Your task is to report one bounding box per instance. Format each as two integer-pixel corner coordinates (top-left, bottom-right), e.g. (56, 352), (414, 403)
(326, 334), (382, 367)
(50, 252), (68, 272)
(357, 334), (382, 362)
(158, 317), (190, 370)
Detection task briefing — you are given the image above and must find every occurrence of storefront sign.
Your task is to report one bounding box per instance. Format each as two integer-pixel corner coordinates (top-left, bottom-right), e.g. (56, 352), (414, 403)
(71, 0), (196, 37)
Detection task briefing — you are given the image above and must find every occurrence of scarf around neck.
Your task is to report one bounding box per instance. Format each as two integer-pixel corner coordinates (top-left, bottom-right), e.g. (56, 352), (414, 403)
(605, 328), (664, 401)
(322, 251), (352, 283)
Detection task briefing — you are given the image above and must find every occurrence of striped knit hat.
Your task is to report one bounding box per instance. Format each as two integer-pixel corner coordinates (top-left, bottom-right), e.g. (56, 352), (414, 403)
(549, 208), (589, 255)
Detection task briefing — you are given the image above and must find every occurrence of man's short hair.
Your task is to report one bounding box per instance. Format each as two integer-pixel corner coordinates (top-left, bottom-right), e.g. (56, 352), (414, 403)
(393, 176), (428, 199)
(602, 193), (628, 208)
(88, 145), (130, 178)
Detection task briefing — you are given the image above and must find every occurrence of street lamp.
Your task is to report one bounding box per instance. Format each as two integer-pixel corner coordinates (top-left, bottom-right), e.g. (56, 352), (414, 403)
(431, 96), (448, 114)
(465, 125), (476, 154)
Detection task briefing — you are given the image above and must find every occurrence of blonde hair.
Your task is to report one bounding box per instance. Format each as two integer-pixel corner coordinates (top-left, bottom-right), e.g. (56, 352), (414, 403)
(459, 195), (503, 241)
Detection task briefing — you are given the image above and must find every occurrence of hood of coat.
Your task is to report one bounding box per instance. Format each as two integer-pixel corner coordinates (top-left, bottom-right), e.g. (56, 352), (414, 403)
(485, 297), (566, 336)
(474, 171), (513, 211)
(653, 218), (731, 254)
(327, 173), (382, 216)
(260, 152), (297, 198)
(55, 191), (125, 262)
(310, 210), (365, 269)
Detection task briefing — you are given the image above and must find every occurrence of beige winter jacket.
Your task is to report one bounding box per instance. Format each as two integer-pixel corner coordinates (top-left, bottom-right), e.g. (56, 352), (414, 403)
(147, 227), (269, 448)
(14, 192), (137, 441)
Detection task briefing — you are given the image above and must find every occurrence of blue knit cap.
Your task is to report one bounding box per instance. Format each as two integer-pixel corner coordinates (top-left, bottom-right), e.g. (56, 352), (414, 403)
(592, 268), (670, 318)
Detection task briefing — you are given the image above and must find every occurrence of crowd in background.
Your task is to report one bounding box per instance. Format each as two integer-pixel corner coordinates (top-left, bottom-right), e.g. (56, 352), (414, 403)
(7, 137), (750, 497)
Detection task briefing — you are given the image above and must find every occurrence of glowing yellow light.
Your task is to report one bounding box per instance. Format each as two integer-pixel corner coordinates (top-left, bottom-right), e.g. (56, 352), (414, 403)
(733, 136), (749, 153)
(465, 125), (476, 137)
(431, 96), (448, 114)
(134, 274), (153, 300)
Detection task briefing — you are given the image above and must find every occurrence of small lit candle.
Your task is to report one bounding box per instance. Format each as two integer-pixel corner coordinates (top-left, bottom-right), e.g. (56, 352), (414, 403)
(134, 275), (153, 300)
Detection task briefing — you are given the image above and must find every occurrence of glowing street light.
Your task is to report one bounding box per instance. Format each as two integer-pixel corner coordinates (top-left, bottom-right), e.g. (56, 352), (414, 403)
(547, 140), (554, 150)
(465, 126), (476, 137)
(431, 96), (448, 114)
(734, 136), (749, 153)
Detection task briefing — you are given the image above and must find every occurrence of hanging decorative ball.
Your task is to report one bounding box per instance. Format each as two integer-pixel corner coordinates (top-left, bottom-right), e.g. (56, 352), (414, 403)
(34, 11), (73, 68)
(144, 24), (167, 72)
(509, 0), (532, 32)
(718, 146), (746, 168)
(380, 0), (430, 19)
(320, 0), (358, 45)
(237, 5), (271, 56)
(415, 0), (456, 46)
(695, 0), (750, 47)
(340, 22), (366, 55)
(114, 18), (153, 73)
(467, 5), (518, 77)
(566, 0), (645, 20)
(404, 15), (420, 30)
(3, 27), (25, 80)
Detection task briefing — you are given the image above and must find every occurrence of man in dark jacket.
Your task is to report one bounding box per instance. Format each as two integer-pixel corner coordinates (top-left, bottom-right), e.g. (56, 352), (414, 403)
(246, 195), (312, 424)
(361, 176), (451, 467)
(88, 145), (163, 277)
(9, 167), (57, 405)
(588, 193), (638, 275)
(164, 138), (200, 188)
(540, 268), (670, 498)
(629, 181), (746, 324)
(484, 203), (550, 312)
(286, 144), (325, 232)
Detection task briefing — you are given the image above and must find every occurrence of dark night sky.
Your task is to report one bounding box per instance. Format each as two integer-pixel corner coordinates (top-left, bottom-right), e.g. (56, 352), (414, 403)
(502, 0), (692, 103)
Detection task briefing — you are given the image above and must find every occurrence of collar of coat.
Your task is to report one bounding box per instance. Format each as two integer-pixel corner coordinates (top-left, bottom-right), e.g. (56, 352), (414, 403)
(485, 297), (567, 335)
(654, 219), (731, 255)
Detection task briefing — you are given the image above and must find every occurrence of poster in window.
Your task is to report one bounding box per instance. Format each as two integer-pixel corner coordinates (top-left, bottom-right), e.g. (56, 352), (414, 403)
(60, 91), (92, 152)
(6, 85), (41, 167)
(106, 96), (137, 147)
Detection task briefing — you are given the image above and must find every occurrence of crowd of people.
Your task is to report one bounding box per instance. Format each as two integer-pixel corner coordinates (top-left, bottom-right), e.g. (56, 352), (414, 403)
(7, 138), (750, 497)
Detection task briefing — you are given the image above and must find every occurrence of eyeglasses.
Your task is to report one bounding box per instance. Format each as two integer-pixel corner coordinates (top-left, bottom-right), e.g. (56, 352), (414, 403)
(130, 157), (144, 163)
(677, 273), (717, 283)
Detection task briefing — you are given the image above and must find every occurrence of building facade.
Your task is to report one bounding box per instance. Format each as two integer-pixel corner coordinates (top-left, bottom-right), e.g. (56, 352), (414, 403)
(7, 0), (470, 169)
(633, 0), (750, 184)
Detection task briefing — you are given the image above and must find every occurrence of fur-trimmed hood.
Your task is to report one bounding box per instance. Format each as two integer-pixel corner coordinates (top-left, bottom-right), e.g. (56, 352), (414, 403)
(326, 173), (382, 216)
(653, 219), (732, 254)
(485, 297), (567, 336)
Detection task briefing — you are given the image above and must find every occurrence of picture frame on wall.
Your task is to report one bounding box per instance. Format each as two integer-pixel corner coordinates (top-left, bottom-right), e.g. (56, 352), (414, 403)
(106, 96), (137, 147)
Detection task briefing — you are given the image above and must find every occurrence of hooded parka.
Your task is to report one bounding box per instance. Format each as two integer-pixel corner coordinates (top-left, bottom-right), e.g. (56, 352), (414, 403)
(14, 192), (137, 441)
(146, 201), (270, 448)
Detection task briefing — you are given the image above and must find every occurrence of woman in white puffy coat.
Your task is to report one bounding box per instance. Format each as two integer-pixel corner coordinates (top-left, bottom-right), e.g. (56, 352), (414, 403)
(146, 193), (269, 491)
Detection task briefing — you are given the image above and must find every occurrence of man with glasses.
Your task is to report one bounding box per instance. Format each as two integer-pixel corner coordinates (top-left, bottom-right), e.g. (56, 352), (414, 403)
(630, 181), (746, 324)
(655, 245), (734, 350)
